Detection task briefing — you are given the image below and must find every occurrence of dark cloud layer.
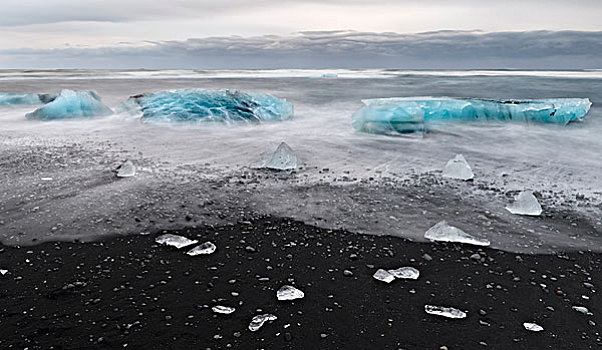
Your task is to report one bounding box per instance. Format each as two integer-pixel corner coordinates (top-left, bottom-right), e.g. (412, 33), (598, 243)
(2, 30), (601, 69)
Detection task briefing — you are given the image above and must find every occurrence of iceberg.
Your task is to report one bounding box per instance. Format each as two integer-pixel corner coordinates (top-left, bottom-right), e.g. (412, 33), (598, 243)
(276, 285), (305, 301)
(25, 90), (113, 120)
(116, 160), (136, 178)
(373, 269), (395, 283)
(424, 305), (467, 319)
(506, 191), (542, 216)
(442, 154), (474, 180)
(387, 267), (420, 280)
(352, 97), (592, 134)
(523, 322), (544, 332)
(0, 92), (56, 105)
(155, 234), (198, 249)
(248, 314), (277, 331)
(261, 142), (299, 171)
(425, 221), (490, 247)
(120, 89), (294, 123)
(186, 241), (217, 256)
(212, 305), (236, 314)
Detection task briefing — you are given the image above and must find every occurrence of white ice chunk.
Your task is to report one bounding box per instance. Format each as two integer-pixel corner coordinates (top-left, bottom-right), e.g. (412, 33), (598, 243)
(261, 142), (298, 171)
(116, 160), (136, 178)
(425, 221), (490, 246)
(523, 322), (544, 332)
(155, 234), (198, 248)
(506, 191), (542, 216)
(387, 267), (420, 280)
(424, 305), (467, 319)
(373, 269), (395, 283)
(187, 241), (217, 256)
(212, 305), (236, 314)
(572, 306), (591, 315)
(249, 314), (277, 331)
(442, 154), (474, 180)
(0, 269), (7, 275)
(276, 285), (305, 301)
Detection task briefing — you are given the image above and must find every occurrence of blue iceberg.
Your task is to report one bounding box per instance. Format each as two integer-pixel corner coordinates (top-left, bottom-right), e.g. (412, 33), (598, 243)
(0, 92), (56, 105)
(25, 90), (113, 120)
(119, 89), (294, 123)
(351, 97), (592, 135)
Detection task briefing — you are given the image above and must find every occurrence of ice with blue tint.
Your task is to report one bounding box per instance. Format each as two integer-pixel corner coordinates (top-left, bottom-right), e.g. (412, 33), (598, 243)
(0, 92), (56, 105)
(25, 90), (113, 120)
(351, 97), (592, 135)
(120, 89), (294, 123)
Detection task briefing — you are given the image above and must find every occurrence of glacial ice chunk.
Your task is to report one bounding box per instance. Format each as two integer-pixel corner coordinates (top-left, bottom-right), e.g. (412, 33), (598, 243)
(442, 154), (474, 180)
(351, 97), (592, 134)
(187, 241), (217, 256)
(0, 269), (7, 275)
(387, 267), (420, 280)
(276, 285), (305, 301)
(425, 221), (490, 246)
(373, 269), (395, 283)
(155, 234), (198, 248)
(120, 89), (294, 123)
(506, 191), (542, 216)
(572, 306), (592, 315)
(0, 92), (56, 105)
(261, 142), (299, 170)
(523, 322), (544, 332)
(116, 160), (136, 178)
(424, 305), (467, 319)
(212, 305), (236, 314)
(248, 314), (277, 331)
(25, 90), (113, 120)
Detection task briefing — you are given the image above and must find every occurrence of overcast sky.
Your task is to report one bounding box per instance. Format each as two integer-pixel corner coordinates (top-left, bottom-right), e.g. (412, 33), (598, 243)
(1, 0), (601, 69)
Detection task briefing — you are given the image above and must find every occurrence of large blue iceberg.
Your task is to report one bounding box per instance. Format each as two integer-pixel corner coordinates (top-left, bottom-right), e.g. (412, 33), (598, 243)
(351, 97), (592, 135)
(0, 92), (56, 105)
(25, 90), (113, 120)
(119, 89), (294, 123)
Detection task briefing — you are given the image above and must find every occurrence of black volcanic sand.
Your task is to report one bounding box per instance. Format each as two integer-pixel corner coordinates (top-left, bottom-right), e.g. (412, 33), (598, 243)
(0, 217), (600, 349)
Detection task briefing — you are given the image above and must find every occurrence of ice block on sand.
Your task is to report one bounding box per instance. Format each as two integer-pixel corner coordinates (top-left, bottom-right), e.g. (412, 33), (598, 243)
(0, 92), (56, 105)
(25, 90), (112, 120)
(352, 97), (592, 134)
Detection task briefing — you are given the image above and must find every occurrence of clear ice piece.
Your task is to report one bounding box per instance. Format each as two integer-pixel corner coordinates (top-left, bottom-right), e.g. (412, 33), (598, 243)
(506, 191), (542, 216)
(425, 221), (490, 247)
(523, 322), (544, 332)
(0, 269), (7, 275)
(387, 267), (420, 280)
(442, 154), (474, 180)
(261, 142), (298, 171)
(572, 306), (591, 315)
(116, 160), (136, 178)
(187, 241), (217, 256)
(373, 269), (395, 283)
(120, 89), (293, 123)
(424, 305), (467, 319)
(248, 314), (277, 331)
(0, 92), (56, 105)
(212, 305), (235, 314)
(351, 97), (592, 134)
(25, 90), (113, 120)
(155, 234), (198, 249)
(276, 285), (305, 301)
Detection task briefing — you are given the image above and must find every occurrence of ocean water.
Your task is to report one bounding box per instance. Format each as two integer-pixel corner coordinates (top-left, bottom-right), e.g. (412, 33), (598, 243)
(0, 69), (600, 252)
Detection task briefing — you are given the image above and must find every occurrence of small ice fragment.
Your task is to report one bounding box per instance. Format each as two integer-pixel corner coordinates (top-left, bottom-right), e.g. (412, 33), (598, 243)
(116, 160), (136, 178)
(424, 305), (467, 319)
(572, 306), (591, 315)
(506, 191), (542, 216)
(40, 177), (53, 181)
(277, 285), (305, 301)
(212, 305), (235, 314)
(249, 314), (277, 331)
(523, 322), (544, 332)
(321, 73), (338, 78)
(0, 269), (8, 275)
(442, 154), (474, 180)
(155, 234), (198, 248)
(261, 142), (298, 171)
(387, 267), (420, 280)
(187, 241), (217, 256)
(425, 221), (490, 246)
(373, 269), (395, 283)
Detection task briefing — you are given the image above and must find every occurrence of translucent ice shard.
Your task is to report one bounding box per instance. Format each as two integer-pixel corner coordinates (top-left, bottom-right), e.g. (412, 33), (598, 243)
(155, 234), (198, 248)
(425, 221), (490, 247)
(387, 267), (420, 280)
(0, 92), (56, 105)
(116, 160), (136, 178)
(120, 89), (294, 123)
(523, 322), (544, 332)
(261, 142), (299, 170)
(277, 285), (305, 301)
(212, 305), (236, 314)
(187, 241), (217, 256)
(506, 191), (542, 216)
(442, 154), (474, 180)
(424, 305), (467, 319)
(572, 306), (591, 315)
(373, 269), (395, 283)
(351, 97), (592, 134)
(25, 90), (113, 120)
(0, 269), (7, 275)
(249, 314), (277, 331)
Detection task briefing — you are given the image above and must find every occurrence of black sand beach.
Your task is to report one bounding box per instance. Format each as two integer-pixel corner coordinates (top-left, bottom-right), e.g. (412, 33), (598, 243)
(1, 216), (599, 349)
